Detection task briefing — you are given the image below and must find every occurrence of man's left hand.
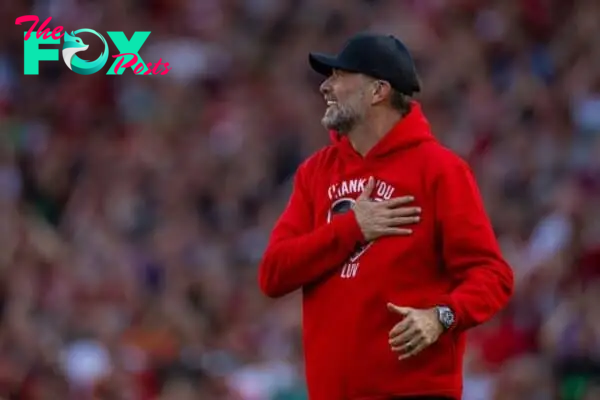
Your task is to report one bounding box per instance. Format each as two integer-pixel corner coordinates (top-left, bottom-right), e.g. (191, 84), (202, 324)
(387, 303), (444, 360)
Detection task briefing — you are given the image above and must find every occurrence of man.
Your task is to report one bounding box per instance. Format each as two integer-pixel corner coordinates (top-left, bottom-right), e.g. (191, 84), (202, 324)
(258, 32), (514, 400)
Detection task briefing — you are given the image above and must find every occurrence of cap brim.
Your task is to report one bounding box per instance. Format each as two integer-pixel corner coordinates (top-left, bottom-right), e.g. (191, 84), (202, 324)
(309, 53), (344, 76)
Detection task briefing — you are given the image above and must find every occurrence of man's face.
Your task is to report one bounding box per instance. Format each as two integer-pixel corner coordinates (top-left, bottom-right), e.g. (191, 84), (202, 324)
(320, 69), (373, 134)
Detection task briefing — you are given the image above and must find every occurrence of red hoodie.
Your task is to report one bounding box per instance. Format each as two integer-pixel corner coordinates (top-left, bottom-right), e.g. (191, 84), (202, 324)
(258, 102), (514, 400)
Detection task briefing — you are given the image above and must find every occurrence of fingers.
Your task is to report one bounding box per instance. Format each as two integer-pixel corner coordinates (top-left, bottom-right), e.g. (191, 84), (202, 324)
(386, 216), (420, 226)
(365, 213), (419, 240)
(388, 307), (441, 361)
(387, 303), (413, 316)
(388, 319), (431, 360)
(389, 322), (415, 345)
(388, 313), (413, 338)
(357, 176), (376, 201)
(361, 226), (412, 242)
(386, 207), (421, 218)
(390, 328), (420, 351)
(389, 320), (423, 346)
(390, 324), (418, 346)
(379, 228), (413, 236)
(354, 187), (419, 240)
(380, 196), (415, 208)
(398, 337), (428, 360)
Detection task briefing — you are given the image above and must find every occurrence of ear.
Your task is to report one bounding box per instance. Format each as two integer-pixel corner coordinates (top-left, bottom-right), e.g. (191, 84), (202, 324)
(371, 80), (391, 105)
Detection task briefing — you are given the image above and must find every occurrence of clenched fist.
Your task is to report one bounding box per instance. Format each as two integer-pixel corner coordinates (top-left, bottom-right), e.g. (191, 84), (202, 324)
(353, 177), (421, 242)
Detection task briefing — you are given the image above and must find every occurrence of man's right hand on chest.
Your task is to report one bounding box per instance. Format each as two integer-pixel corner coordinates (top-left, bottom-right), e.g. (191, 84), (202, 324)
(353, 176), (421, 242)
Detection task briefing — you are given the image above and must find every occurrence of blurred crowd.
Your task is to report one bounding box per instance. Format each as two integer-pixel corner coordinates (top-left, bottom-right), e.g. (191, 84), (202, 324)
(1, 0), (600, 399)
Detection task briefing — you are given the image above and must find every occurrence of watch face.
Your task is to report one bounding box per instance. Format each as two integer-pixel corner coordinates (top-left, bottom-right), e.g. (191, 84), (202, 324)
(438, 307), (454, 329)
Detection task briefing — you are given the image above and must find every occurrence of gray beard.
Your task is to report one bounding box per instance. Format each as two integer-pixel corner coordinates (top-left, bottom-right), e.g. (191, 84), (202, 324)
(321, 106), (360, 134)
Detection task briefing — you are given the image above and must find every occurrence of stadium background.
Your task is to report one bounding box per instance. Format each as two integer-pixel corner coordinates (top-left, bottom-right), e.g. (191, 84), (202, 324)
(1, 0), (600, 399)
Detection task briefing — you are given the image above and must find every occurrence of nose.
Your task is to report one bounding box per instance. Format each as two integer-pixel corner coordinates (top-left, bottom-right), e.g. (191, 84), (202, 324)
(319, 77), (332, 95)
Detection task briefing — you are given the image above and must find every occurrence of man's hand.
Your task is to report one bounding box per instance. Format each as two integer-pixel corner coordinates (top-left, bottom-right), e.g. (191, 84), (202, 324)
(353, 177), (421, 242)
(387, 303), (444, 360)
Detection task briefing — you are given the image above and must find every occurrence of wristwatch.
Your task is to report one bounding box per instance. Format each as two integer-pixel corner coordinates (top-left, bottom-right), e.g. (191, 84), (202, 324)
(436, 306), (455, 331)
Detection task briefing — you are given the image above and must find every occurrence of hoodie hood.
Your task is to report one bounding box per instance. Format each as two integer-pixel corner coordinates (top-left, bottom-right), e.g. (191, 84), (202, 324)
(330, 101), (436, 159)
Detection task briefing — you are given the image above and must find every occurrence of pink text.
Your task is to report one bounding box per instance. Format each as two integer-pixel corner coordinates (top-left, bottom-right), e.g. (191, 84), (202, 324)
(15, 15), (64, 41)
(112, 53), (172, 75)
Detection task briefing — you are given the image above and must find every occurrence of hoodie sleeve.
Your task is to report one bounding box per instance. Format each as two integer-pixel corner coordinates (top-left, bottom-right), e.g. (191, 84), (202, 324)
(258, 160), (366, 298)
(435, 155), (514, 331)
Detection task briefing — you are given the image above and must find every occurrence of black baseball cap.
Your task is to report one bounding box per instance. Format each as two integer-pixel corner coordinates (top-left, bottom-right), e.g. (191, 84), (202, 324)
(309, 32), (421, 95)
